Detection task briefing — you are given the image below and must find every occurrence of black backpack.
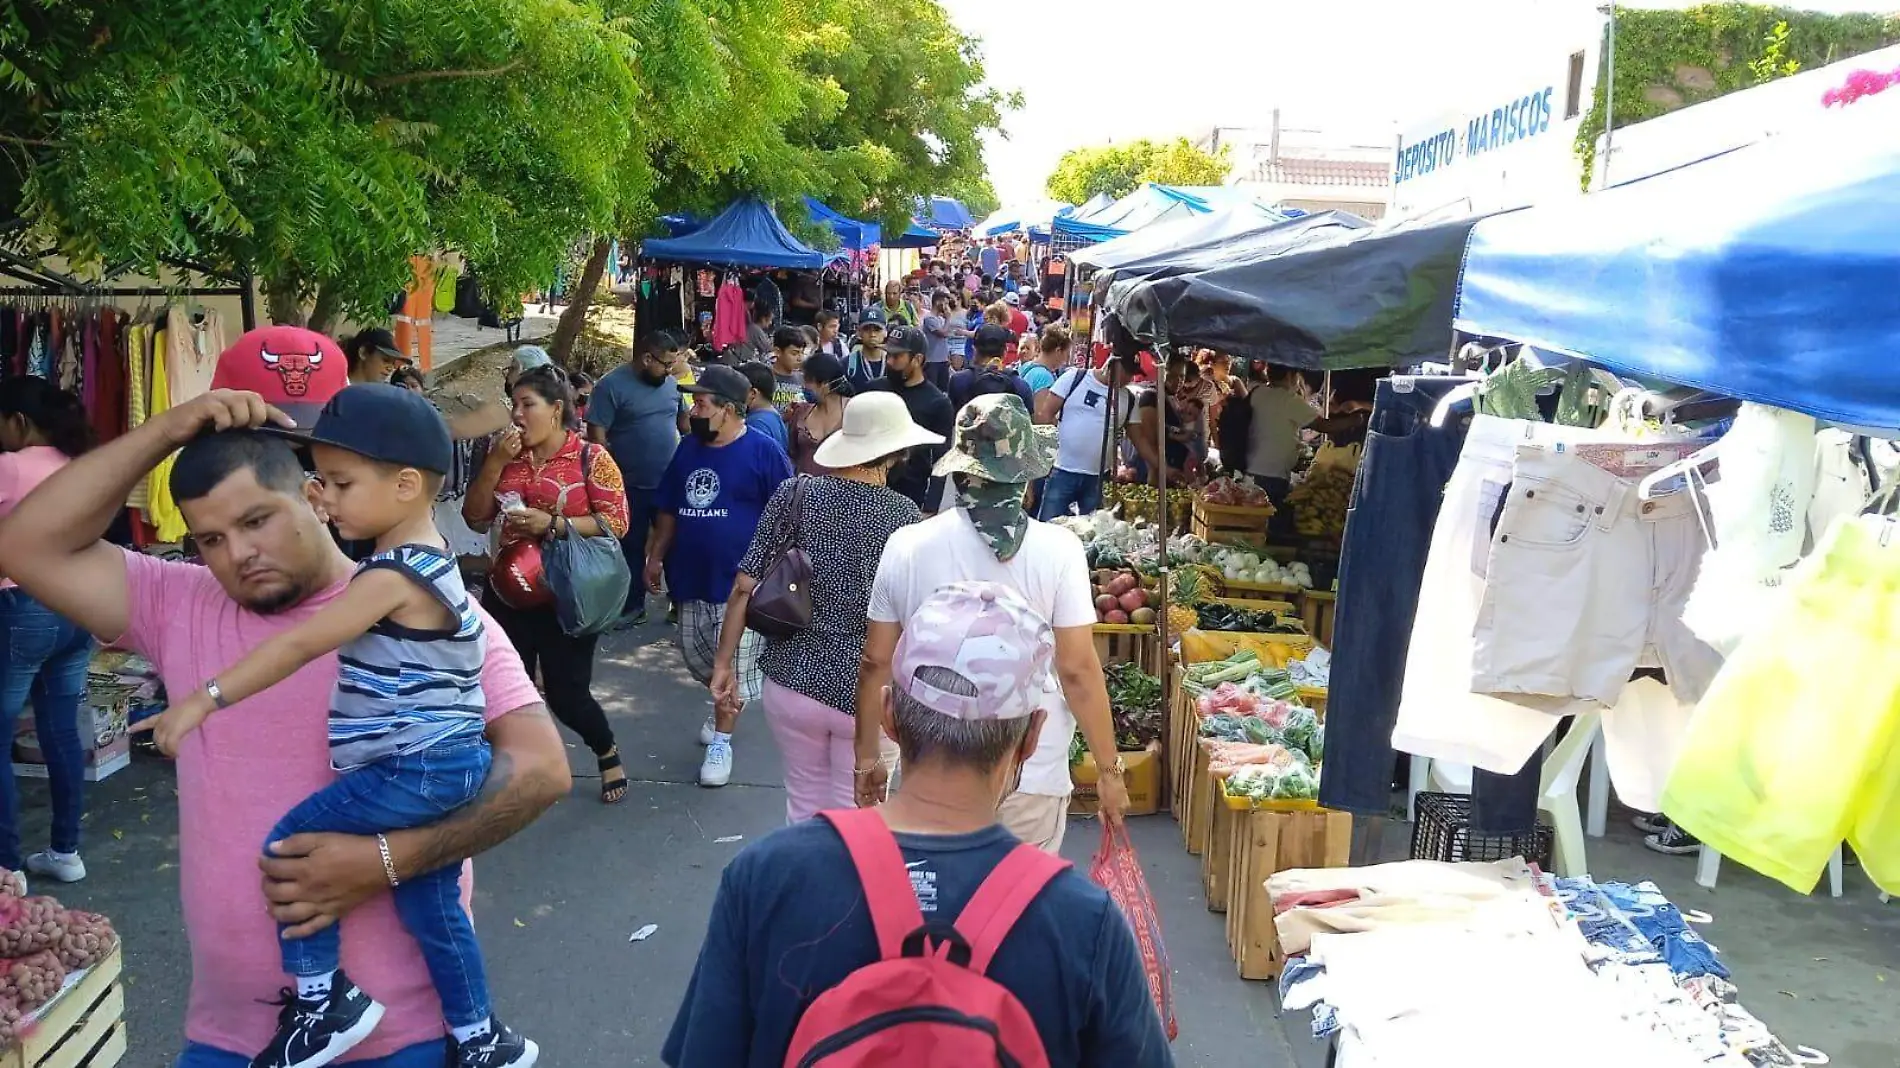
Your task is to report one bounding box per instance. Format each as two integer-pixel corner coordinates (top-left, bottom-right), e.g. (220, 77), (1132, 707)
(1217, 386), (1254, 473)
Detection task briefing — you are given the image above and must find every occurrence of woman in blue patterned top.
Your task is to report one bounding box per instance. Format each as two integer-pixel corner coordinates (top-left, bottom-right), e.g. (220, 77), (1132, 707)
(135, 384), (537, 1068)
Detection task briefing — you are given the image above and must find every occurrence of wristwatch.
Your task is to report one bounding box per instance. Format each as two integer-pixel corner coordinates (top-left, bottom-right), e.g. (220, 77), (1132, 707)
(1102, 755), (1128, 778)
(205, 678), (232, 710)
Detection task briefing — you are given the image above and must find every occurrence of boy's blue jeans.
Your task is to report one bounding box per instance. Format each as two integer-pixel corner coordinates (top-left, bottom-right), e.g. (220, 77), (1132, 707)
(268, 737), (493, 1028)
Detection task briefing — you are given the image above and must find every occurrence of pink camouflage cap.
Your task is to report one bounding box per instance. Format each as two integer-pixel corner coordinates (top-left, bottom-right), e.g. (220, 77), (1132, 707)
(893, 581), (1054, 721)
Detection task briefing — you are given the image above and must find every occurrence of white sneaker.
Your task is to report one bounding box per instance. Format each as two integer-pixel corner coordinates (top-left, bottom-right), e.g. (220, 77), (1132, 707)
(699, 741), (733, 788)
(23, 851), (84, 884)
(697, 716), (717, 746)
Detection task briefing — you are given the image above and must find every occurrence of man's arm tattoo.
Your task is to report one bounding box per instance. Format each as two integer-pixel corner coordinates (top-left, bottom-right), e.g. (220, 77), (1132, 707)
(397, 711), (561, 879)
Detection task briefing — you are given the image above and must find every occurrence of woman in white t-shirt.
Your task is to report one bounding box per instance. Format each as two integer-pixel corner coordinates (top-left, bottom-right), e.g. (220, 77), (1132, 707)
(856, 394), (1129, 851)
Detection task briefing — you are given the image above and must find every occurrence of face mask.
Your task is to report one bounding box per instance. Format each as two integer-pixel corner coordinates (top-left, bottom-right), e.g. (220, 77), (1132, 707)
(689, 416), (718, 443)
(802, 388), (820, 404)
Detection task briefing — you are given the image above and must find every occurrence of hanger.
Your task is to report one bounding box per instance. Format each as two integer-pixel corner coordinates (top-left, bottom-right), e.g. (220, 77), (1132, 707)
(1637, 439), (1720, 500)
(1429, 342), (1495, 426)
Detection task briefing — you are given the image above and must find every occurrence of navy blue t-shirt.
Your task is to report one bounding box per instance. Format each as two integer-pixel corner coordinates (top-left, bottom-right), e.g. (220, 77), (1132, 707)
(655, 428), (793, 604)
(662, 821), (1173, 1068)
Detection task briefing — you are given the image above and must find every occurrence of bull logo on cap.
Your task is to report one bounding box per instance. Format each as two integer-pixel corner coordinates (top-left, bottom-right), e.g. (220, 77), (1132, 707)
(259, 343), (325, 397)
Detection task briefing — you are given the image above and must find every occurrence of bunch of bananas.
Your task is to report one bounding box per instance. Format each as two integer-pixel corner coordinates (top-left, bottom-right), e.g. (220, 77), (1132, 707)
(1287, 466), (1355, 542)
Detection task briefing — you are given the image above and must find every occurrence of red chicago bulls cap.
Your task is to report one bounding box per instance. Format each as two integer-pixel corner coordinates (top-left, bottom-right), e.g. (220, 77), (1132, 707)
(210, 325), (349, 428)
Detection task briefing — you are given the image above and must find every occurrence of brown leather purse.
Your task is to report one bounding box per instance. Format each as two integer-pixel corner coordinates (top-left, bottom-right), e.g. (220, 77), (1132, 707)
(744, 476), (814, 638)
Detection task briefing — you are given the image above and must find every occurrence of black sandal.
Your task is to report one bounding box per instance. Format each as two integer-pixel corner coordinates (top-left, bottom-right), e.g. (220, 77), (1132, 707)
(598, 748), (629, 805)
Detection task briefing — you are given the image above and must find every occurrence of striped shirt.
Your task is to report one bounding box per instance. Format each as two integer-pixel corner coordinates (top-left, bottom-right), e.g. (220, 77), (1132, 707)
(330, 544), (487, 771)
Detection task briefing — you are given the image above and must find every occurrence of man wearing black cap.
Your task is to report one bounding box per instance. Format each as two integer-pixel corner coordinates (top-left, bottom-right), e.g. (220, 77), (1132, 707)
(949, 325), (1036, 412)
(646, 365), (795, 787)
(342, 327), (416, 386)
(868, 326), (954, 514)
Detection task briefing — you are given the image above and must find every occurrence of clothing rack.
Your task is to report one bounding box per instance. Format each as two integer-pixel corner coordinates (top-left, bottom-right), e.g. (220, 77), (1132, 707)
(0, 219), (258, 331)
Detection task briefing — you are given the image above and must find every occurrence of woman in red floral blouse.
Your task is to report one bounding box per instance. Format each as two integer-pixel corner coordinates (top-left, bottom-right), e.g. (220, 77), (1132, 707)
(465, 365), (633, 803)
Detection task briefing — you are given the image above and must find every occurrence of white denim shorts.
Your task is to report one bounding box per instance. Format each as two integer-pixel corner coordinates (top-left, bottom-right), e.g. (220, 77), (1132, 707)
(1472, 443), (1723, 709)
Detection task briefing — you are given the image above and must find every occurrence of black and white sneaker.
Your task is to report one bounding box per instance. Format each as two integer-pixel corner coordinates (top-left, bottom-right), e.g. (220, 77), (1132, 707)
(456, 1019), (539, 1067)
(250, 972), (385, 1068)
(1630, 812), (1670, 836)
(1644, 824), (1703, 856)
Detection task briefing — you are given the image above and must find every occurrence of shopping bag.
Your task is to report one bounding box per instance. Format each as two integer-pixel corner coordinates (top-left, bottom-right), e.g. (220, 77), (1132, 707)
(542, 529), (631, 636)
(1088, 822), (1178, 1041)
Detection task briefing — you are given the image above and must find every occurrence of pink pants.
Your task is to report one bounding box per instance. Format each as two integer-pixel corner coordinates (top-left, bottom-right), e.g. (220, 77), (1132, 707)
(761, 679), (864, 824)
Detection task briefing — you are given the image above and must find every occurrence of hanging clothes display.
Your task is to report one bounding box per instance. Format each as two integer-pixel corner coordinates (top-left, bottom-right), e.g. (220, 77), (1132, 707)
(144, 316), (189, 542)
(1318, 375), (1548, 825)
(1663, 514), (1900, 896)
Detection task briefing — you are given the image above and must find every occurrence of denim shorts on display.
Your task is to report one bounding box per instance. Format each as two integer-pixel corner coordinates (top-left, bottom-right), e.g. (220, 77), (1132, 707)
(1392, 416), (1598, 777)
(1662, 516), (1900, 897)
(1472, 443), (1723, 709)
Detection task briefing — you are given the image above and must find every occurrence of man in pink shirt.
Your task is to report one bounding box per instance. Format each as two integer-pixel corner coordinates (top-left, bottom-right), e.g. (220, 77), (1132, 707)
(0, 377), (572, 1066)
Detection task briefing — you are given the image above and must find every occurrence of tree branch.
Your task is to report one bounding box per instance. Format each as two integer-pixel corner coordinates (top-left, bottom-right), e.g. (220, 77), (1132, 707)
(370, 58), (523, 89)
(0, 135), (62, 147)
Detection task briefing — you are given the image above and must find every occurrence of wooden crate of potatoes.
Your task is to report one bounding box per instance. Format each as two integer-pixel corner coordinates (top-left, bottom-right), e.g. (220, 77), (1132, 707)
(1, 947), (126, 1068)
(1225, 809), (1352, 981)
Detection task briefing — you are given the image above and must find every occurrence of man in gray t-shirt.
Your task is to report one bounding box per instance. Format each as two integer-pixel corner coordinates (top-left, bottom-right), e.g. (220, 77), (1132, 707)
(919, 290), (963, 392)
(587, 332), (691, 624)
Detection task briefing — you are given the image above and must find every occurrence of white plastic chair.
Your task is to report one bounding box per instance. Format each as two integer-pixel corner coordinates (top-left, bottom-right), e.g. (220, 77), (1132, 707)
(1424, 711), (1604, 878)
(1696, 843), (1843, 899)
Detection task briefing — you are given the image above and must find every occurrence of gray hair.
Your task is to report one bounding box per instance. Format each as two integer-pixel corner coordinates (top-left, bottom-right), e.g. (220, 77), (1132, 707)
(892, 665), (1033, 770)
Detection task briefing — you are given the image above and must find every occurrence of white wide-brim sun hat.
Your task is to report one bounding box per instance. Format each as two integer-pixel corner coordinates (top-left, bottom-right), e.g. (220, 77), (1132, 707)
(812, 392), (947, 470)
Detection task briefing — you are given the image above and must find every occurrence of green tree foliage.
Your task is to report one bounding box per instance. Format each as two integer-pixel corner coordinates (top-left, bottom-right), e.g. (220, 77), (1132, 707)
(548, 0), (1013, 357)
(1574, 4), (1900, 187)
(0, 0), (640, 329)
(1044, 138), (1233, 204)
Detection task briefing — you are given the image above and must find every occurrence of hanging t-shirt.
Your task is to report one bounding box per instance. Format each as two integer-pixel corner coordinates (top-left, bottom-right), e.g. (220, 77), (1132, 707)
(1049, 368), (1128, 476)
(655, 429), (794, 605)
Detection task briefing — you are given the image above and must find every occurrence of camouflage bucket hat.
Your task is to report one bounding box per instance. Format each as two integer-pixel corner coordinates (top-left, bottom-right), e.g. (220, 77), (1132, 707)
(931, 393), (1056, 485)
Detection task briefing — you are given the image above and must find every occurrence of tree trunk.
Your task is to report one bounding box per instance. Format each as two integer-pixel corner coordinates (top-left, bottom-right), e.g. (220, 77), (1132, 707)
(307, 285), (344, 336)
(548, 236), (612, 365)
(265, 285), (308, 326)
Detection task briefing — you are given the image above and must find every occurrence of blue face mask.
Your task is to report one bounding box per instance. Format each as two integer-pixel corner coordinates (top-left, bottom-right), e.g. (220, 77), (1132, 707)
(802, 388), (820, 404)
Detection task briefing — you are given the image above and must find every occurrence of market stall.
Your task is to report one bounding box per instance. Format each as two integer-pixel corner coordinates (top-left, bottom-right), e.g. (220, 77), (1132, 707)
(636, 196), (838, 346)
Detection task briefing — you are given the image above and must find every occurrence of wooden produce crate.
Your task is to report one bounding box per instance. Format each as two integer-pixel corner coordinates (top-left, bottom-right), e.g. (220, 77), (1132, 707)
(1201, 774), (1238, 912)
(1211, 595), (1301, 620)
(1301, 591), (1337, 649)
(1182, 740), (1215, 857)
(1091, 624), (1162, 678)
(2, 946), (127, 1068)
(1168, 676), (1198, 822)
(1191, 499), (1275, 547)
(1225, 809), (1352, 981)
(1295, 685), (1328, 719)
(1214, 576), (1303, 601)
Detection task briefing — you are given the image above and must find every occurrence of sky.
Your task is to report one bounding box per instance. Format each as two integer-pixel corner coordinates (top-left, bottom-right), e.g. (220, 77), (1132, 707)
(940, 0), (1890, 205)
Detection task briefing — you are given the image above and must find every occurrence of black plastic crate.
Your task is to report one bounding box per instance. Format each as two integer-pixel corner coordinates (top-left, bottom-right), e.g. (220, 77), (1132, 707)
(1409, 791), (1554, 871)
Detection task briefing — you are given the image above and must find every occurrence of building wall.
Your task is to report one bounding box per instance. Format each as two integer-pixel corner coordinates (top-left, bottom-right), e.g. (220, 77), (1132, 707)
(1388, 9), (1605, 220)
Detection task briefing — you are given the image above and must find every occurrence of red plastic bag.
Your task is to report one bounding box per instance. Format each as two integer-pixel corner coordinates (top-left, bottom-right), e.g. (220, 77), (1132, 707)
(1088, 822), (1178, 1040)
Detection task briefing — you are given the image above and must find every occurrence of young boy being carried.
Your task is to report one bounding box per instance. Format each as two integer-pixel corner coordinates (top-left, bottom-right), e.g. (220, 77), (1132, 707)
(137, 383), (537, 1068)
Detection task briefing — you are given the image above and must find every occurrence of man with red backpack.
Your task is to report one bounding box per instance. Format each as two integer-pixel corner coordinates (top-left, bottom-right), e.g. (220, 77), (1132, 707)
(661, 581), (1172, 1068)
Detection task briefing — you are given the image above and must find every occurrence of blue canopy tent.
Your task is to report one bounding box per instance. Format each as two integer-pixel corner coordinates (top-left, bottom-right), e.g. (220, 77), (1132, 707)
(916, 195), (975, 231)
(658, 214), (702, 236)
(1049, 214), (1129, 246)
(804, 197), (881, 251)
(973, 200), (1074, 238)
(1457, 134), (1900, 429)
(1069, 200), (1293, 273)
(882, 218), (941, 249)
(641, 197), (828, 269)
(1106, 212), (1487, 370)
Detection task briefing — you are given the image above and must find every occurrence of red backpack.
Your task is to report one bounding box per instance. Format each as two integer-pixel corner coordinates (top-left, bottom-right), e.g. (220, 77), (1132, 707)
(785, 809), (1071, 1068)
